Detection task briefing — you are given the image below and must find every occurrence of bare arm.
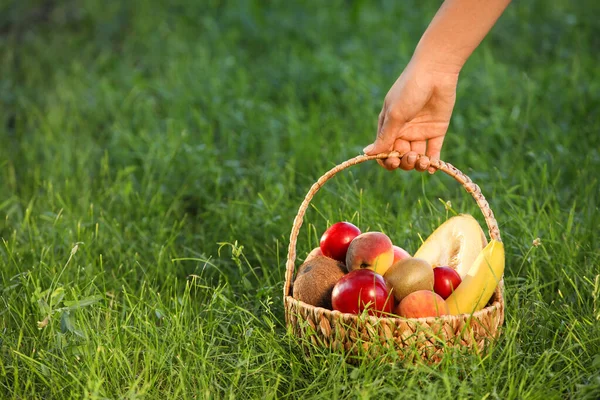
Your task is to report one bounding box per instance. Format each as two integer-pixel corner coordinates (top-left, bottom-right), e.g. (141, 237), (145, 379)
(364, 0), (511, 172)
(414, 0), (512, 69)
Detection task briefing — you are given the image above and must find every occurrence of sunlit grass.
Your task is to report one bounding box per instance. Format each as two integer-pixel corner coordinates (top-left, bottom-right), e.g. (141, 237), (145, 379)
(1, 0), (599, 398)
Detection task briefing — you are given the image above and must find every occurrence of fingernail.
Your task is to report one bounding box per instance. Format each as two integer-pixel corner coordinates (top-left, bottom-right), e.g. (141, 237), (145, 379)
(428, 167), (435, 174)
(408, 153), (417, 164)
(363, 144), (374, 154)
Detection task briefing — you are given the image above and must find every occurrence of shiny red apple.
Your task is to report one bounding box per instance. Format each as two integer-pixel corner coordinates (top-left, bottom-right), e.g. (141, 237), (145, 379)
(433, 266), (462, 299)
(331, 269), (394, 316)
(319, 221), (361, 263)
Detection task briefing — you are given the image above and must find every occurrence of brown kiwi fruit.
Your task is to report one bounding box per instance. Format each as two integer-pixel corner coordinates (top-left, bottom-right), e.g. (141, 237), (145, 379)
(293, 256), (346, 309)
(383, 257), (434, 303)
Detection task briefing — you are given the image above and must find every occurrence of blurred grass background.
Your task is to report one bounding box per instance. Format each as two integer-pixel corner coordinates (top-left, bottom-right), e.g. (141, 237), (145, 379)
(1, 0), (599, 398)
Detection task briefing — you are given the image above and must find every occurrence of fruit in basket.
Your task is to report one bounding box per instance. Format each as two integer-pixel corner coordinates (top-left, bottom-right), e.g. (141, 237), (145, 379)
(433, 266), (462, 299)
(304, 246), (324, 263)
(392, 245), (411, 264)
(293, 256), (346, 309)
(446, 240), (505, 315)
(384, 258), (434, 302)
(319, 221), (361, 263)
(345, 232), (394, 275)
(331, 269), (393, 316)
(413, 214), (487, 278)
(395, 290), (449, 318)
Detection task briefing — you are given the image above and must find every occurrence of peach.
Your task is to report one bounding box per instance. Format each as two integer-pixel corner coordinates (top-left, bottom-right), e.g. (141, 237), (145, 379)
(345, 232), (394, 275)
(392, 245), (411, 264)
(395, 290), (449, 318)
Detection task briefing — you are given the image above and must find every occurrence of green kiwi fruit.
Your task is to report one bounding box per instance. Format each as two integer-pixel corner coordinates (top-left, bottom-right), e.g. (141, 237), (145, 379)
(384, 257), (434, 302)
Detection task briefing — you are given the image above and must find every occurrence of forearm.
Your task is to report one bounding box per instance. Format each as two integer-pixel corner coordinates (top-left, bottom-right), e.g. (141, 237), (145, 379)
(412, 0), (511, 72)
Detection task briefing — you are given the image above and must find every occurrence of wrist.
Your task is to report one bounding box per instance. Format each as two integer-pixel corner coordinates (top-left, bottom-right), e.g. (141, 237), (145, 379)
(410, 43), (465, 76)
(406, 49), (462, 91)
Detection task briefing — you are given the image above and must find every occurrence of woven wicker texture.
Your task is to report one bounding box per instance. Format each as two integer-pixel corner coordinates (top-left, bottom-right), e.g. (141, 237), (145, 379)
(284, 152), (505, 363)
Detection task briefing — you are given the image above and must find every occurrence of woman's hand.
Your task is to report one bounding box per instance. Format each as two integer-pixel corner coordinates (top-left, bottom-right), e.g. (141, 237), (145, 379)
(363, 58), (460, 173)
(364, 0), (511, 173)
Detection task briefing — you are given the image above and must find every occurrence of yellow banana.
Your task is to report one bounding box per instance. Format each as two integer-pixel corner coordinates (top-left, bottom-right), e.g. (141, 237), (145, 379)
(446, 240), (505, 316)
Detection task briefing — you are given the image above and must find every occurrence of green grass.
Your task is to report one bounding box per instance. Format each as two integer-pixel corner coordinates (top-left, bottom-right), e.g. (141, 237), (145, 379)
(1, 0), (599, 398)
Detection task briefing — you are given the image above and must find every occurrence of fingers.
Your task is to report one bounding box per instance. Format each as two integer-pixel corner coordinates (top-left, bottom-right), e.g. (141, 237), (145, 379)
(396, 139), (427, 171)
(380, 151), (432, 172)
(374, 136), (440, 172)
(399, 151), (418, 171)
(415, 155), (431, 172)
(380, 136), (441, 172)
(425, 136), (445, 174)
(410, 140), (426, 156)
(425, 136), (445, 161)
(394, 151), (433, 172)
(377, 110), (385, 136)
(366, 107), (447, 174)
(377, 149), (435, 172)
(393, 137), (411, 156)
(375, 137), (409, 170)
(368, 108), (404, 170)
(373, 111), (388, 166)
(363, 109), (404, 155)
(378, 157), (400, 170)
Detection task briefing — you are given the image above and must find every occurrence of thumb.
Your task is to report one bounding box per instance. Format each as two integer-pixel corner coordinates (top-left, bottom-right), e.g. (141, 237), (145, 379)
(363, 114), (403, 155)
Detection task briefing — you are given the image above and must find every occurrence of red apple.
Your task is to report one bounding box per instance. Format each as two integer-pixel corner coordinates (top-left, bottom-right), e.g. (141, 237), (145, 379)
(392, 245), (411, 264)
(319, 222), (361, 263)
(433, 266), (462, 300)
(331, 269), (394, 317)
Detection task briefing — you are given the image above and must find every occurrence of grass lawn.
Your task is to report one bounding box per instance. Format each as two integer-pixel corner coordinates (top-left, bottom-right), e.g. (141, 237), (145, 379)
(1, 0), (599, 398)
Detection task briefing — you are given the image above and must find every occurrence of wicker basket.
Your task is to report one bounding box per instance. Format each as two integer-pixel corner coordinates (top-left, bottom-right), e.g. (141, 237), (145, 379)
(283, 152), (505, 364)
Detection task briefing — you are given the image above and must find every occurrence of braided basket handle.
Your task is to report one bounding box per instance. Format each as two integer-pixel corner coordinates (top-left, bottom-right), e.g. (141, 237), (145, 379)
(284, 152), (502, 298)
